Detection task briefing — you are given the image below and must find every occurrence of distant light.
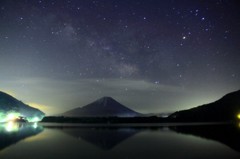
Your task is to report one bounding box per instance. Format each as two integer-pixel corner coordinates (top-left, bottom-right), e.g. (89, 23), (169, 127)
(7, 114), (15, 121)
(0, 112), (19, 122)
(237, 113), (240, 119)
(28, 116), (41, 122)
(6, 112), (21, 121)
(182, 36), (186, 40)
(33, 117), (40, 122)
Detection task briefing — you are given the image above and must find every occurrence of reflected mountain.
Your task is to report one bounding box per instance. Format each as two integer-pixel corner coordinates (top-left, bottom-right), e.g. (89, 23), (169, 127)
(170, 124), (240, 152)
(62, 127), (140, 150)
(0, 122), (43, 151)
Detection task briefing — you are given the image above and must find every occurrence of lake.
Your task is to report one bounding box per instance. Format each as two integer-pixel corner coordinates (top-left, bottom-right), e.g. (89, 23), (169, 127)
(0, 122), (240, 159)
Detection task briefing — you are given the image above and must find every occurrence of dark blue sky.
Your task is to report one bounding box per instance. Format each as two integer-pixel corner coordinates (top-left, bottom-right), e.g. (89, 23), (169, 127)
(0, 0), (239, 115)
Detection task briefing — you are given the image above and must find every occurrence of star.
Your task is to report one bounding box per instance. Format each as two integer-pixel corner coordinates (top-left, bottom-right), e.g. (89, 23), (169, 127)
(0, 0), (239, 116)
(154, 81), (160, 84)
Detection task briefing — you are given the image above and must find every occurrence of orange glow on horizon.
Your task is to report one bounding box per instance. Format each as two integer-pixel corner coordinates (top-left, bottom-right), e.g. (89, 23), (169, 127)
(2, 90), (16, 97)
(27, 103), (49, 114)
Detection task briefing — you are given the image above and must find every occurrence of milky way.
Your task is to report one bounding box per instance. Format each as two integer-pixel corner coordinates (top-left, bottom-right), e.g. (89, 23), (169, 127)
(0, 0), (239, 115)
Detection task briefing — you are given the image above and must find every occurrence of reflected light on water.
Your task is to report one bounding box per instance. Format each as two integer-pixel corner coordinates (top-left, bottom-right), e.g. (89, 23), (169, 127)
(5, 121), (19, 132)
(33, 122), (38, 129)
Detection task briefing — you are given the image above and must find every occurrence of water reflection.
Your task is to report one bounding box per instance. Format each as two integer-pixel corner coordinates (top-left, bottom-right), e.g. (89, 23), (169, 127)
(0, 122), (43, 151)
(0, 124), (240, 159)
(46, 124), (240, 153)
(170, 124), (240, 153)
(59, 124), (240, 153)
(62, 127), (140, 150)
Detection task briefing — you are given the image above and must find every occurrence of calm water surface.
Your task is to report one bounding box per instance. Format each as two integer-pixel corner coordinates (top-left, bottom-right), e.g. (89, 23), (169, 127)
(0, 122), (240, 159)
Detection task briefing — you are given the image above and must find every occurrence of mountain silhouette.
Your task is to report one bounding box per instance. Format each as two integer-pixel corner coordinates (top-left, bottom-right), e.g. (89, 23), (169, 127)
(62, 127), (140, 150)
(169, 90), (240, 122)
(0, 91), (45, 120)
(62, 97), (140, 117)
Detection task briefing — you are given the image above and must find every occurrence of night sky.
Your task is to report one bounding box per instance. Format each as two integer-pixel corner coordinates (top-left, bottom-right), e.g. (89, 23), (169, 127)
(0, 0), (240, 115)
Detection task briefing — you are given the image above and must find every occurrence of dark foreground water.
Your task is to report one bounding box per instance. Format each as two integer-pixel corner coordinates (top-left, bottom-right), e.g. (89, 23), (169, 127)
(0, 122), (240, 159)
